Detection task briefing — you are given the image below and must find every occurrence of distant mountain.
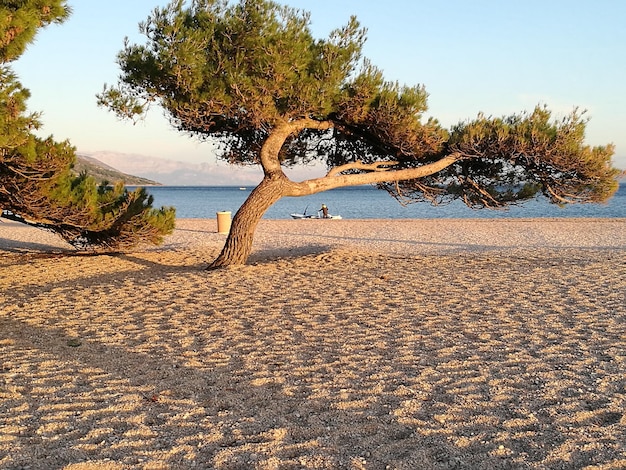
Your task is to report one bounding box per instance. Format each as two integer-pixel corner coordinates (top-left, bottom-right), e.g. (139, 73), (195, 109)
(82, 151), (266, 186)
(75, 154), (161, 186)
(79, 150), (328, 185)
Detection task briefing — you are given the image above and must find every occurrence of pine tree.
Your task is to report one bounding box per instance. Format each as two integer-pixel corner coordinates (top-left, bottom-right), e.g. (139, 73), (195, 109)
(99, 0), (620, 266)
(0, 1), (175, 250)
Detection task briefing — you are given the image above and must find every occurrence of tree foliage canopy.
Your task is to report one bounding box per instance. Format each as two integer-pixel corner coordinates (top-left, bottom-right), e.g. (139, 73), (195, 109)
(1, 0), (175, 250)
(99, 0), (620, 266)
(0, 0), (70, 63)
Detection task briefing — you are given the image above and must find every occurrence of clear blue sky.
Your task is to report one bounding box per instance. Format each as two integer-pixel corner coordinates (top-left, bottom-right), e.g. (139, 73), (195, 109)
(12, 0), (626, 170)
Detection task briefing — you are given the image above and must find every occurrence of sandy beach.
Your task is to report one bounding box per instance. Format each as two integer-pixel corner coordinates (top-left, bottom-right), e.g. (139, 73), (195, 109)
(1, 217), (625, 469)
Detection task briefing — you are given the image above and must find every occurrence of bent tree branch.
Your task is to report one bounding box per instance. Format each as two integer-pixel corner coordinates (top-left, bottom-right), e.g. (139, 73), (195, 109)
(326, 160), (399, 177)
(288, 153), (462, 197)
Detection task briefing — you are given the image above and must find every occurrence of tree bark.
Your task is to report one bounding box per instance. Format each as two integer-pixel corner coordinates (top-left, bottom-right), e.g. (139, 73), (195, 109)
(208, 175), (286, 269)
(208, 119), (333, 269)
(285, 154), (461, 196)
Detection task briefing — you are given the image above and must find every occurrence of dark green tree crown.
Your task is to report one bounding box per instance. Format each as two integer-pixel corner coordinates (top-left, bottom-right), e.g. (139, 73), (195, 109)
(99, 0), (444, 164)
(1, 0), (175, 250)
(0, 0), (71, 63)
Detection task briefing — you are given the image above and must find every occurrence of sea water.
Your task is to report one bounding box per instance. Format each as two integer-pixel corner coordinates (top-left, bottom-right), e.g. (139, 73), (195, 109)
(139, 183), (626, 220)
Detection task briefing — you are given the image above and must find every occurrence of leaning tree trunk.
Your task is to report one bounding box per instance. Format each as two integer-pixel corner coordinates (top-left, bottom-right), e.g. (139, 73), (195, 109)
(207, 120), (328, 269)
(208, 176), (286, 269)
(206, 118), (461, 269)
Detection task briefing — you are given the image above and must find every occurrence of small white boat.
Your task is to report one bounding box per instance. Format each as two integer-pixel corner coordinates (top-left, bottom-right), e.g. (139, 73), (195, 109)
(290, 205), (342, 220)
(290, 213), (342, 220)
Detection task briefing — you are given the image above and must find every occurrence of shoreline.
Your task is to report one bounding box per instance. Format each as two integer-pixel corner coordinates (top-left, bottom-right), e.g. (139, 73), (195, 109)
(1, 217), (625, 257)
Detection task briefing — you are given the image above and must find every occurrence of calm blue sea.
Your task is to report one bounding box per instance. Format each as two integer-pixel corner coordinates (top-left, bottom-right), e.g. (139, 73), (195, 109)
(139, 183), (626, 220)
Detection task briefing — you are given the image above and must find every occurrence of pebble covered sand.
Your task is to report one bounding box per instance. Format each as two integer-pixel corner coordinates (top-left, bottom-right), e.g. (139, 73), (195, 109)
(1, 217), (625, 469)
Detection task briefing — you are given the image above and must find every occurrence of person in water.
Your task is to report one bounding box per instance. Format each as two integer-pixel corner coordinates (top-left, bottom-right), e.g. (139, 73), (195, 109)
(320, 204), (329, 218)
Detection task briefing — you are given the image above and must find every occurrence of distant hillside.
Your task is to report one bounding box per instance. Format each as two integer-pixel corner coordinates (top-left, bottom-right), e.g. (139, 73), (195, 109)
(86, 150), (265, 186)
(84, 150), (326, 186)
(74, 154), (161, 186)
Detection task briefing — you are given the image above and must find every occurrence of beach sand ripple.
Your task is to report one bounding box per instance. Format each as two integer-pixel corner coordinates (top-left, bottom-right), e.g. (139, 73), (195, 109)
(1, 218), (625, 469)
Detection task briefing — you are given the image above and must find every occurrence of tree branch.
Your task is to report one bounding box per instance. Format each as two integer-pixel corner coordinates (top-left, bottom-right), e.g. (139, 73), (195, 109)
(544, 184), (585, 204)
(326, 160), (399, 177)
(286, 153), (462, 196)
(260, 118), (333, 175)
